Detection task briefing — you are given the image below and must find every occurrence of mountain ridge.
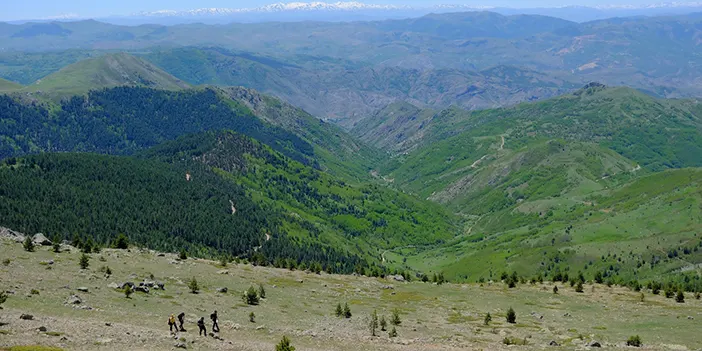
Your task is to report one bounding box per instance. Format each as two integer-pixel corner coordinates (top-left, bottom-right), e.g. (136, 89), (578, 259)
(27, 52), (190, 95)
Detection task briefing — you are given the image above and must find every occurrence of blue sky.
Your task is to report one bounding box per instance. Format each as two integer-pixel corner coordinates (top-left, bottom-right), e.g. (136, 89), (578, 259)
(2, 0), (669, 21)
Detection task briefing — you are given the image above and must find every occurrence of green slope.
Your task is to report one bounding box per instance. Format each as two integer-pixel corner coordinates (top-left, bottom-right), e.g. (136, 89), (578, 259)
(0, 152), (368, 273)
(380, 84), (702, 173)
(27, 53), (190, 95)
(144, 131), (457, 256)
(0, 86), (382, 181)
(0, 77), (22, 92)
(0, 87), (313, 165)
(0, 131), (457, 274)
(370, 85), (702, 284)
(219, 86), (384, 181)
(402, 168), (702, 289)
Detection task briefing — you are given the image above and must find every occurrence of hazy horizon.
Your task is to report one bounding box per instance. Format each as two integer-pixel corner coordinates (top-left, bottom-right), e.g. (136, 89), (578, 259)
(3, 0), (697, 21)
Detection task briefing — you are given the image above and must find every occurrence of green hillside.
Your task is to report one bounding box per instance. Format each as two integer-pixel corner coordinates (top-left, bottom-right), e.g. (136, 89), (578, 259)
(0, 77), (22, 91)
(351, 101), (437, 154)
(219, 86), (383, 180)
(0, 131), (457, 274)
(0, 86), (381, 181)
(366, 85), (702, 284)
(0, 87), (313, 164)
(0, 152), (369, 273)
(399, 168), (702, 290)
(379, 85), (702, 173)
(144, 131), (456, 254)
(27, 53), (190, 95)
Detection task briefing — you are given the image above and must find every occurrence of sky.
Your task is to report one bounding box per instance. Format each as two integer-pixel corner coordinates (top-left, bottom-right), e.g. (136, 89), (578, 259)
(1, 0), (680, 21)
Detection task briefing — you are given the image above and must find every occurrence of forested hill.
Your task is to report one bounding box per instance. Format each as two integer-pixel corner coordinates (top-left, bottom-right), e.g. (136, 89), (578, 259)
(0, 152), (368, 274)
(0, 87), (311, 163)
(0, 131), (457, 275)
(143, 131), (456, 251)
(0, 86), (382, 180)
(217, 86), (384, 180)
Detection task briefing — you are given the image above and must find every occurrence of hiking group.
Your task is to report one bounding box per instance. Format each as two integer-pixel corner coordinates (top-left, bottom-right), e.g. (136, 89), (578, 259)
(169, 310), (219, 336)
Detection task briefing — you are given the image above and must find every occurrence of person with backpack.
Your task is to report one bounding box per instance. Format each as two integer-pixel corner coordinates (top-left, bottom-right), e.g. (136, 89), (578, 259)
(197, 317), (207, 336)
(168, 314), (177, 333)
(210, 310), (219, 333)
(177, 312), (186, 332)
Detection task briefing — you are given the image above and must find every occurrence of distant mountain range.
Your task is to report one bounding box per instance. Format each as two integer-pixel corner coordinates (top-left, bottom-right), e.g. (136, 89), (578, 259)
(10, 1), (702, 24)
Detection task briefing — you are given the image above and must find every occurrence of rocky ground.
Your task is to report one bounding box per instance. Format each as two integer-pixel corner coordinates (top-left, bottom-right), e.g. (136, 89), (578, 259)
(0, 237), (700, 351)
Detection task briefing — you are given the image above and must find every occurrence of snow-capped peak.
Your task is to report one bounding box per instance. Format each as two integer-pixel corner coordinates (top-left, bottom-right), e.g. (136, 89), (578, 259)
(136, 2), (409, 17)
(132, 1), (702, 18)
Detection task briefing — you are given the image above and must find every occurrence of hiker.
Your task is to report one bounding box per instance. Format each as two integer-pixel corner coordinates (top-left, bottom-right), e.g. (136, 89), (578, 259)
(178, 312), (186, 332)
(210, 310), (219, 333)
(168, 314), (177, 333)
(197, 317), (207, 336)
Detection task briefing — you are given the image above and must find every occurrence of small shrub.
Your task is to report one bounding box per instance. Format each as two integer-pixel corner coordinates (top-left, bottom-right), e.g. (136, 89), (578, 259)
(391, 308), (401, 326)
(389, 326), (397, 338)
(188, 277), (199, 294)
(575, 281), (584, 293)
(99, 256), (106, 262)
(665, 287), (675, 298)
(249, 312), (255, 323)
(676, 290), (685, 303)
(275, 336), (295, 351)
(639, 293), (645, 302)
(82, 237), (93, 254)
(506, 307), (516, 324)
(369, 310), (378, 336)
(79, 253), (90, 269)
(343, 303), (352, 318)
(594, 271), (603, 284)
(105, 267), (112, 276)
(30, 289), (39, 295)
(52, 241), (61, 253)
(179, 249), (187, 260)
(0, 291), (8, 307)
(626, 335), (642, 347)
(243, 286), (259, 305)
(219, 256), (227, 267)
(651, 281), (661, 295)
(23, 236), (35, 252)
(553, 285), (558, 294)
(695, 292), (701, 300)
(335, 303), (343, 317)
(71, 234), (82, 249)
(258, 284), (266, 299)
(484, 312), (492, 326)
(2, 258), (10, 266)
(124, 285), (132, 299)
(380, 315), (387, 331)
(113, 234), (129, 249)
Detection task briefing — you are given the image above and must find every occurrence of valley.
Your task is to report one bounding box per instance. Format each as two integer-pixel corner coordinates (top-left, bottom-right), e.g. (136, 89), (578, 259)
(2, 5), (702, 350)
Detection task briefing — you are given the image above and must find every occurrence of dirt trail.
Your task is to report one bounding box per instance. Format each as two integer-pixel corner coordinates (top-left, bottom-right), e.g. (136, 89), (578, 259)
(470, 155), (489, 168)
(471, 136), (505, 169)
